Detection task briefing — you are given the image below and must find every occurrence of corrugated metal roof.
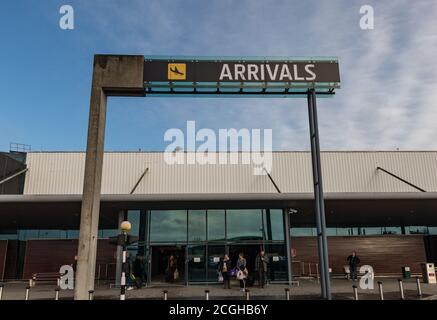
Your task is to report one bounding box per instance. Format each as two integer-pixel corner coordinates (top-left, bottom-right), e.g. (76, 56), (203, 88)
(22, 151), (437, 195)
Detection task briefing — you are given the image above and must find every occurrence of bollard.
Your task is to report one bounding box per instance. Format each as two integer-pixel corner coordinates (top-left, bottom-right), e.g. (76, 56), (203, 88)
(25, 285), (30, 300)
(285, 288), (290, 300)
(0, 283), (4, 300)
(55, 287), (60, 300)
(163, 290), (168, 300)
(416, 277), (422, 298)
(245, 289), (250, 300)
(205, 290), (210, 300)
(378, 281), (384, 300)
(352, 285), (358, 300)
(398, 279), (405, 300)
(88, 290), (94, 301)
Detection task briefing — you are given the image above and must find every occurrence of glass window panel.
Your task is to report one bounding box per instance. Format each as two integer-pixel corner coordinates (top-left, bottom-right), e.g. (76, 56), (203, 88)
(264, 209), (284, 241)
(406, 226), (429, 235)
(128, 210), (140, 237)
(207, 210), (225, 241)
(67, 230), (79, 239)
(290, 228), (315, 237)
(361, 227), (382, 235)
(150, 210), (187, 242)
(227, 209), (263, 240)
(188, 210), (206, 241)
(382, 227), (401, 235)
(428, 227), (437, 235)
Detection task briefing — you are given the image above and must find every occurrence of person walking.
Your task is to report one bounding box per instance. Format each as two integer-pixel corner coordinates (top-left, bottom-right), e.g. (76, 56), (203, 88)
(347, 251), (361, 281)
(236, 253), (248, 292)
(218, 254), (232, 289)
(255, 250), (268, 288)
(166, 255), (177, 283)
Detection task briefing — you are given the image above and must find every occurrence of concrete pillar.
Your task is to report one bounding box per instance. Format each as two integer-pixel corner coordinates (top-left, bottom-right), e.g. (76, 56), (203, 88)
(74, 55), (144, 300)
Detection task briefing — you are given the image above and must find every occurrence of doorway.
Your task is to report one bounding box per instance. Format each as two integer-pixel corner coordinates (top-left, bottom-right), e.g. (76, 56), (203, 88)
(150, 245), (185, 285)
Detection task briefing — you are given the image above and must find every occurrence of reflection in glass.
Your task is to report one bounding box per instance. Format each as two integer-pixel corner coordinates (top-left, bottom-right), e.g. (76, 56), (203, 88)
(150, 210), (187, 242)
(227, 209), (263, 240)
(188, 210), (206, 241)
(207, 210), (225, 241)
(264, 209), (284, 241)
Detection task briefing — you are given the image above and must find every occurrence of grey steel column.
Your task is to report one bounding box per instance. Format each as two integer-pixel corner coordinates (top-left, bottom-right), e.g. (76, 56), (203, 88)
(307, 89), (331, 300)
(283, 209), (293, 287)
(115, 210), (125, 287)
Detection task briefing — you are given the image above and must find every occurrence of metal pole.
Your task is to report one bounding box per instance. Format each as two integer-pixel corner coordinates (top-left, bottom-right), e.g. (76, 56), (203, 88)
(285, 288), (290, 300)
(25, 286), (30, 300)
(398, 279), (405, 300)
(0, 283), (3, 300)
(378, 281), (384, 300)
(352, 285), (358, 300)
(283, 209), (293, 286)
(245, 289), (250, 300)
(120, 232), (127, 300)
(163, 290), (168, 300)
(115, 210), (125, 287)
(55, 287), (60, 300)
(88, 290), (94, 300)
(205, 290), (210, 300)
(307, 89), (331, 300)
(416, 277), (422, 298)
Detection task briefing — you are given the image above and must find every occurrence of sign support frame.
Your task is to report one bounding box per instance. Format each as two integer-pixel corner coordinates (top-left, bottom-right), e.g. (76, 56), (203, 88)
(75, 54), (337, 300)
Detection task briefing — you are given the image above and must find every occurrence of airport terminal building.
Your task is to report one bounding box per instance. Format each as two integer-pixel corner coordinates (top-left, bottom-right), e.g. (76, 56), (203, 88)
(0, 150), (436, 284)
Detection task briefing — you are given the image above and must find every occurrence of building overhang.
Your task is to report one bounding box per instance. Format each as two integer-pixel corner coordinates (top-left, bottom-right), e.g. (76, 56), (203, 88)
(0, 192), (436, 229)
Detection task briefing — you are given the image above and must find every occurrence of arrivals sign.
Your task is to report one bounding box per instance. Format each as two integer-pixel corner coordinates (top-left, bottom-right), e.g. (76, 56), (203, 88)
(144, 57), (340, 84)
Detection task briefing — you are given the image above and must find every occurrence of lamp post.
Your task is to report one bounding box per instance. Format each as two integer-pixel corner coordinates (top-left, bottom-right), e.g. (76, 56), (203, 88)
(120, 220), (131, 301)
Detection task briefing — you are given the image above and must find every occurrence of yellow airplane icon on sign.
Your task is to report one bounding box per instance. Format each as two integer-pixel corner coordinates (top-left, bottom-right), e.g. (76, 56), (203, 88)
(168, 63), (186, 80)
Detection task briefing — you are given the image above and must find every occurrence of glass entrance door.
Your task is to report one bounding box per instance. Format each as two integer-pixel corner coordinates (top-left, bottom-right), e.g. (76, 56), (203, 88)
(187, 245), (206, 283)
(150, 245), (186, 285)
(207, 245), (226, 282)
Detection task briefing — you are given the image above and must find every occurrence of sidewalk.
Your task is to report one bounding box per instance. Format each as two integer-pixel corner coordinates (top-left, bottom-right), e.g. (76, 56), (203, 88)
(1, 278), (437, 300)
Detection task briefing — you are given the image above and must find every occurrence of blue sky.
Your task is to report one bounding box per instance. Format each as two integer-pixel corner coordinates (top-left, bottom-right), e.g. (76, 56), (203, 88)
(1, 0), (436, 152)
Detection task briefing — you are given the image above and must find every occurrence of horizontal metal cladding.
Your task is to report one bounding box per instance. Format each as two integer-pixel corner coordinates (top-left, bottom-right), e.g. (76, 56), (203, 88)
(22, 151), (437, 195)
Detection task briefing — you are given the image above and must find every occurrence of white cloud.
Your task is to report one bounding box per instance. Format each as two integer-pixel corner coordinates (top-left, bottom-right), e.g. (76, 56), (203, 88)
(83, 0), (437, 151)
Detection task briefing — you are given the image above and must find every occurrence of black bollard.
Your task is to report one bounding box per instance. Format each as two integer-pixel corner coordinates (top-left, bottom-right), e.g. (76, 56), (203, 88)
(88, 290), (94, 300)
(352, 285), (358, 300)
(25, 285), (30, 300)
(377, 281), (384, 300)
(398, 279), (405, 300)
(416, 277), (422, 298)
(245, 289), (250, 300)
(285, 288), (290, 300)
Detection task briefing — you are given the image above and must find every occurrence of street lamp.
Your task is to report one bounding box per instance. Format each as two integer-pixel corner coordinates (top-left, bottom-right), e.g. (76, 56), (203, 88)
(109, 220), (138, 300)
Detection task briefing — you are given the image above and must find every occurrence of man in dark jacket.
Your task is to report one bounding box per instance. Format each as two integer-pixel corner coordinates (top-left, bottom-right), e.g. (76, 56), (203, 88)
(218, 255), (232, 289)
(255, 250), (268, 288)
(347, 251), (361, 281)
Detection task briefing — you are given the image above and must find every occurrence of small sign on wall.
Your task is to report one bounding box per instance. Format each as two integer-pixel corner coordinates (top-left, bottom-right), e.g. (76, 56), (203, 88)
(193, 257), (201, 263)
(272, 256), (280, 262)
(213, 257), (220, 263)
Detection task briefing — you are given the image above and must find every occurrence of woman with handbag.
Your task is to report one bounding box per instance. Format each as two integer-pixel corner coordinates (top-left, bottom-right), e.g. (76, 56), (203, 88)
(236, 253), (248, 292)
(218, 254), (232, 289)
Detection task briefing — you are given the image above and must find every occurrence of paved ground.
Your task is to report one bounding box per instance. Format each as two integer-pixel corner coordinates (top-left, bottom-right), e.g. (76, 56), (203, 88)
(1, 277), (437, 300)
